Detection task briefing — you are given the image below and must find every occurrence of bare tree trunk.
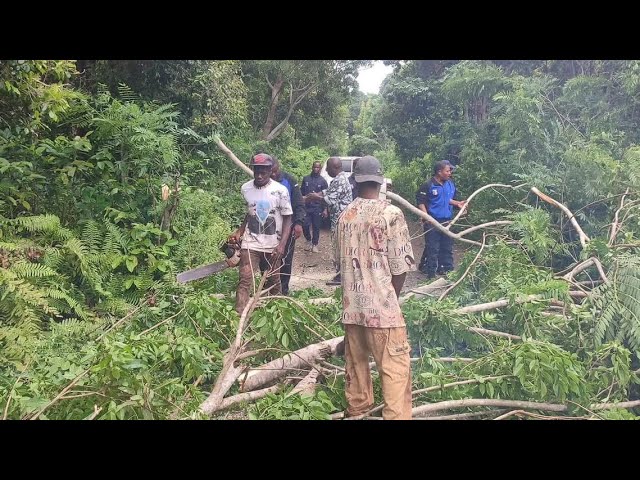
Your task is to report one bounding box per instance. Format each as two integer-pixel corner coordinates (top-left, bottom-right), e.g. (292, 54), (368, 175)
(262, 75), (284, 140)
(264, 82), (317, 142)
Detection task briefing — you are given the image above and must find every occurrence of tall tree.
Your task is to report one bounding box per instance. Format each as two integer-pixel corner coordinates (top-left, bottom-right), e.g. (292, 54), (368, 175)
(241, 60), (366, 143)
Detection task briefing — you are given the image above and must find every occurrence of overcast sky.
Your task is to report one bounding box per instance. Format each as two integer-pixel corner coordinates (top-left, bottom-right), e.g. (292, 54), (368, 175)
(357, 61), (394, 95)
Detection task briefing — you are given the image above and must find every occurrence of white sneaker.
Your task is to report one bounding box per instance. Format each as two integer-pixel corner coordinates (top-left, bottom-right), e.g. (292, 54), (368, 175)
(304, 241), (312, 251)
(312, 245), (319, 253)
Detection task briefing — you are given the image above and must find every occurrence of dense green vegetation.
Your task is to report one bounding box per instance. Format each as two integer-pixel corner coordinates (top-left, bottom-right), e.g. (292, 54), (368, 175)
(1, 60), (639, 420)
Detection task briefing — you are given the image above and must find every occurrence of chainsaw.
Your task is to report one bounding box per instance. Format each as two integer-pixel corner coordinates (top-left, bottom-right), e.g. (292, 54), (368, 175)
(176, 240), (241, 284)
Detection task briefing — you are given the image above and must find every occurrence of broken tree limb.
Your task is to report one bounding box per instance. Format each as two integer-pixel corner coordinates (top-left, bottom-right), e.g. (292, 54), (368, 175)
(417, 409), (507, 420)
(347, 374), (513, 420)
(591, 257), (610, 285)
(448, 183), (525, 229)
(439, 234), (486, 300)
(492, 409), (586, 420)
(562, 258), (596, 282)
(412, 398), (568, 417)
(454, 294), (541, 315)
(456, 221), (513, 238)
(412, 398), (640, 418)
(386, 191), (482, 246)
(399, 277), (450, 305)
(200, 271), (269, 415)
(467, 327), (521, 341)
(590, 399), (640, 411)
(531, 187), (590, 248)
(287, 368), (321, 397)
(239, 336), (344, 392)
(609, 188), (630, 246)
(213, 136), (254, 177)
(217, 384), (282, 412)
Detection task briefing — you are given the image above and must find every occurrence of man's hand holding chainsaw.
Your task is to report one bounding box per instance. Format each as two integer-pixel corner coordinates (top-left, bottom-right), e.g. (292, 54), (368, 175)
(228, 229), (244, 248)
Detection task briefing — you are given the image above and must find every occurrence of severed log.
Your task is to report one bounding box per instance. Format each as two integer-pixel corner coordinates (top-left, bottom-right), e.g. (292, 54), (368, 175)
(286, 368), (322, 397)
(417, 409), (507, 420)
(412, 399), (568, 417)
(239, 337), (344, 392)
(411, 398), (640, 418)
(399, 277), (450, 305)
(609, 188), (630, 246)
(217, 384), (282, 413)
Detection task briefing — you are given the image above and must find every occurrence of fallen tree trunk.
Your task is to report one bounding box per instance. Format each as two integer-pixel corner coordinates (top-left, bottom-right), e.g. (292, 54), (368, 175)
(239, 337), (343, 392)
(411, 398), (640, 418)
(412, 399), (568, 417)
(287, 368), (321, 397)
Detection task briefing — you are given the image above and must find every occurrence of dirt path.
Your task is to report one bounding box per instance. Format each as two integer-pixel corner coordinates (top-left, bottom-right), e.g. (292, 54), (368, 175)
(288, 220), (466, 296)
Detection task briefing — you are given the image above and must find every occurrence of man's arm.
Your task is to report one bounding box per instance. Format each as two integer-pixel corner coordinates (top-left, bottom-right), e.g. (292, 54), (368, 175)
(320, 174), (348, 207)
(287, 173), (306, 227)
(391, 273), (406, 298)
(273, 215), (292, 263)
(416, 182), (430, 223)
(449, 181), (465, 208)
(229, 214), (249, 246)
(386, 207), (416, 296)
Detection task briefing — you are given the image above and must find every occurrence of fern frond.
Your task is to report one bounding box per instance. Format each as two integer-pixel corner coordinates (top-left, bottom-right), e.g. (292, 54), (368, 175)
(7, 215), (73, 241)
(117, 83), (140, 103)
(10, 262), (58, 278)
(80, 220), (103, 255)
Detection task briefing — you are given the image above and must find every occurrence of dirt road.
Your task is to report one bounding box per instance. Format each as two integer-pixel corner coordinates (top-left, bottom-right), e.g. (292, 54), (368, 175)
(288, 220), (465, 296)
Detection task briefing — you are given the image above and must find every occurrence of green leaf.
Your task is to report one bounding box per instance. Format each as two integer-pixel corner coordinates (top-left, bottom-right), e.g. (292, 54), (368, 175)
(111, 256), (124, 269)
(125, 256), (138, 272)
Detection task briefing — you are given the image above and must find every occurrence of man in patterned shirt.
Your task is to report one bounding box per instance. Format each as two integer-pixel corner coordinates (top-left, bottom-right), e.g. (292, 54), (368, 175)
(336, 155), (416, 420)
(304, 157), (352, 285)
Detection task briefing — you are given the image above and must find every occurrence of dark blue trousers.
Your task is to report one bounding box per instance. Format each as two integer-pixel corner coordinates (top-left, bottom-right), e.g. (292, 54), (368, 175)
(419, 219), (454, 276)
(303, 209), (322, 246)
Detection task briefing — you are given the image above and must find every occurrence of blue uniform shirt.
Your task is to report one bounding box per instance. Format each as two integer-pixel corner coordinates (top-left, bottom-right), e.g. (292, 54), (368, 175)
(416, 177), (457, 220)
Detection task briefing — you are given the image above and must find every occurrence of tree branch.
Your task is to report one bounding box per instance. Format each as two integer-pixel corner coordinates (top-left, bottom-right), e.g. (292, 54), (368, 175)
(448, 183), (525, 229)
(386, 191), (482, 246)
(439, 234), (486, 300)
(531, 187), (590, 248)
(609, 188), (630, 246)
(213, 136), (253, 177)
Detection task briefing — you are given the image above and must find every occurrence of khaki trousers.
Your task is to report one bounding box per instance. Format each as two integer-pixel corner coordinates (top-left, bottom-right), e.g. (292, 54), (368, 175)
(235, 249), (281, 315)
(344, 324), (412, 420)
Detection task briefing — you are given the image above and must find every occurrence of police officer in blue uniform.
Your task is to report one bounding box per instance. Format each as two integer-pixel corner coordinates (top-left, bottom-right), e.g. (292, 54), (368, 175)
(416, 161), (466, 278)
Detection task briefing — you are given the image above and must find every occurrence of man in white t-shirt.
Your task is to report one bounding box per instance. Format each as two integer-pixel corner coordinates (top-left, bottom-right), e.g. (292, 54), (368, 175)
(228, 153), (293, 315)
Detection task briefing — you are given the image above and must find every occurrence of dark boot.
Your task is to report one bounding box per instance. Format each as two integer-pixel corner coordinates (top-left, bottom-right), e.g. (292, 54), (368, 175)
(326, 273), (341, 286)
